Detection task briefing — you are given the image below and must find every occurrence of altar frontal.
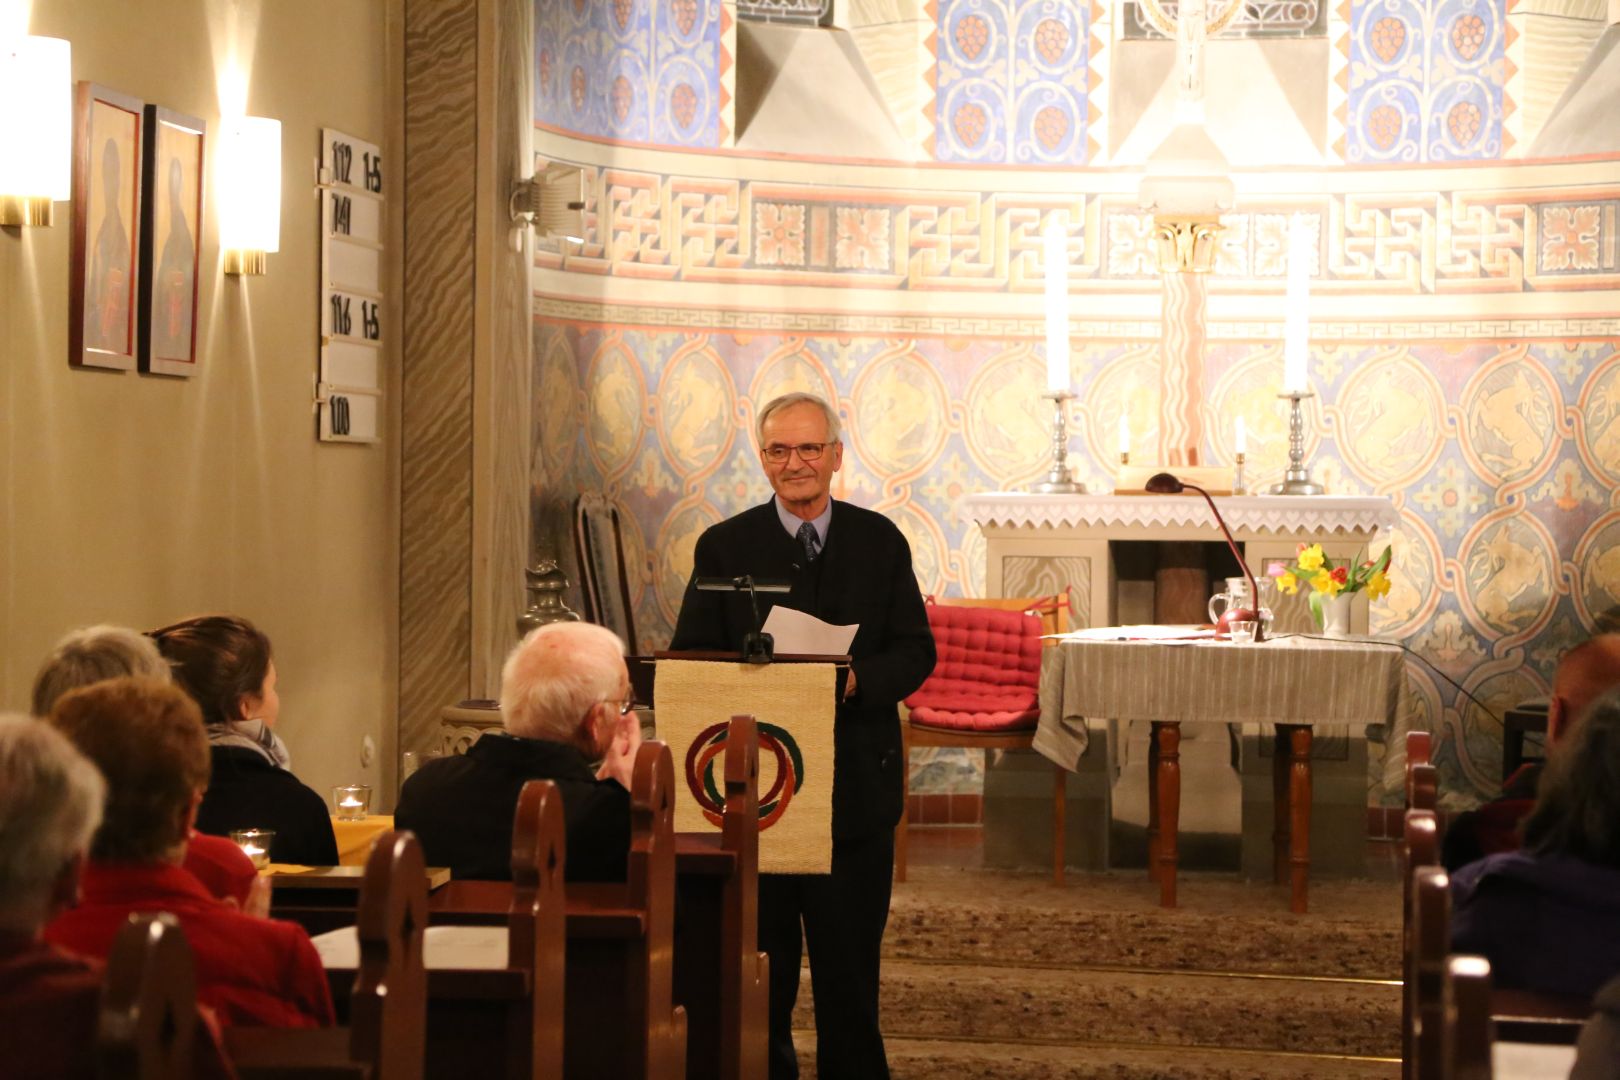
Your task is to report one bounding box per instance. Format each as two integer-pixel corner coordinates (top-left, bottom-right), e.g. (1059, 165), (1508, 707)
(655, 658), (835, 874)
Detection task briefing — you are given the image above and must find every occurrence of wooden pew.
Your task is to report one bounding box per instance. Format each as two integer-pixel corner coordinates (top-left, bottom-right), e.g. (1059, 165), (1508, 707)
(1406, 730), (1437, 814)
(1444, 955), (1494, 1080)
(1403, 810), (1440, 1080)
(229, 830), (428, 1079)
(561, 741), (686, 1079)
(670, 713), (768, 1080)
(97, 915), (199, 1080)
(1411, 863), (1451, 1080)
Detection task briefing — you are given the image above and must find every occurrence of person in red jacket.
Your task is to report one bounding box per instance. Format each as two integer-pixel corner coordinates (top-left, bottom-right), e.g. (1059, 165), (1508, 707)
(43, 677), (333, 1028)
(31, 623), (263, 911)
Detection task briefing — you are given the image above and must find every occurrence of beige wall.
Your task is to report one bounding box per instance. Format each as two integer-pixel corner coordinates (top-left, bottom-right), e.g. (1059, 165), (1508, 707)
(0, 1), (402, 804)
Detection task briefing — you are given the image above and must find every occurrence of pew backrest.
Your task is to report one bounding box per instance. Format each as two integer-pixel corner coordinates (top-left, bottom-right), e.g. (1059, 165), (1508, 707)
(1412, 866), (1451, 1080)
(350, 830), (429, 1079)
(510, 779), (566, 1080)
(1445, 954), (1494, 1080)
(97, 914), (196, 1080)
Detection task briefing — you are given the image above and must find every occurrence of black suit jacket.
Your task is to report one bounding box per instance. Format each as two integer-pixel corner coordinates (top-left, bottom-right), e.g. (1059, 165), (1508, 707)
(669, 499), (935, 840)
(394, 733), (630, 882)
(196, 747), (339, 866)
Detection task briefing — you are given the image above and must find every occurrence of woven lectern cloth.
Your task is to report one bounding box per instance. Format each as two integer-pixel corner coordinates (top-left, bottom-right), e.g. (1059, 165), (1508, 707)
(1034, 636), (1408, 771)
(654, 659), (835, 875)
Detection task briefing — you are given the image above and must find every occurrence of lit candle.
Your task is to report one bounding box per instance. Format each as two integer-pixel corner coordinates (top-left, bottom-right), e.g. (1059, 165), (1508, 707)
(1044, 223), (1070, 394)
(1118, 414), (1131, 457)
(339, 795), (363, 809)
(231, 829), (273, 870)
(1283, 214), (1310, 393)
(1235, 415), (1247, 455)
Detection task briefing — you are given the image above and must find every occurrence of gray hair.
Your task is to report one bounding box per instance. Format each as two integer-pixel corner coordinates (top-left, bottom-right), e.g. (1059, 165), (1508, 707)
(755, 392), (842, 446)
(500, 622), (627, 744)
(31, 624), (172, 717)
(0, 715), (106, 932)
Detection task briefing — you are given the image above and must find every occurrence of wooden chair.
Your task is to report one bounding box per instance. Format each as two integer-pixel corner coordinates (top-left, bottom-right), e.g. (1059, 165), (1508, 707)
(672, 713), (769, 1080)
(229, 830), (429, 1080)
(574, 491), (639, 654)
(899, 592), (1071, 885)
(97, 915), (199, 1080)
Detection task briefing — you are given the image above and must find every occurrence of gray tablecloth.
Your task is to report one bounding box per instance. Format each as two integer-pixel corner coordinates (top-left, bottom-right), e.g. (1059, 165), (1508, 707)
(1034, 635), (1408, 771)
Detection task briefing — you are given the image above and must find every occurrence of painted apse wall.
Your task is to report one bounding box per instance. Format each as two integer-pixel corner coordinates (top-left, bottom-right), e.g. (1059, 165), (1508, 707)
(532, 0), (1620, 808)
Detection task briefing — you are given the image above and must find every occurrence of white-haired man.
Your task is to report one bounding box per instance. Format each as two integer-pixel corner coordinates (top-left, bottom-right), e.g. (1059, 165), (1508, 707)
(0, 714), (108, 1075)
(396, 621), (642, 881)
(671, 390), (936, 1080)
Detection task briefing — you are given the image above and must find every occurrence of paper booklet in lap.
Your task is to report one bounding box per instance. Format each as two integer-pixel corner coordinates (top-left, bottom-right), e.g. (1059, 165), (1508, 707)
(656, 658), (837, 874)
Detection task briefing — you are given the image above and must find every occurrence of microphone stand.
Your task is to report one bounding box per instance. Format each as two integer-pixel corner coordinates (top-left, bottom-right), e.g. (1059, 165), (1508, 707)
(693, 575), (793, 664)
(1145, 472), (1264, 642)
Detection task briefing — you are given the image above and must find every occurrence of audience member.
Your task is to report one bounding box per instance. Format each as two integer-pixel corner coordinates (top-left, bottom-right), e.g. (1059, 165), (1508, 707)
(1450, 688), (1620, 999)
(1442, 633), (1620, 870)
(43, 678), (334, 1027)
(150, 615), (338, 865)
(396, 621), (640, 881)
(0, 714), (234, 1078)
(31, 624), (261, 909)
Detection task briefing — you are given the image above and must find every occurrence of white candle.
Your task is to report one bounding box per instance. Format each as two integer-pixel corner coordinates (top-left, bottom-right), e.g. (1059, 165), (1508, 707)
(1044, 223), (1070, 394)
(1283, 214), (1310, 393)
(1235, 415), (1247, 455)
(1118, 414), (1131, 456)
(339, 796), (363, 809)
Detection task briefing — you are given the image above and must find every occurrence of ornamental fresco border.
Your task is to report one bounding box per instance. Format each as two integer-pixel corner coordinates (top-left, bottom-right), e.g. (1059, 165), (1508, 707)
(536, 163), (1620, 295)
(531, 296), (1620, 340)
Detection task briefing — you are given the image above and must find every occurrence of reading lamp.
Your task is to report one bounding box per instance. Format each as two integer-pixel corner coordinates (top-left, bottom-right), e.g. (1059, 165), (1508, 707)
(1145, 472), (1263, 641)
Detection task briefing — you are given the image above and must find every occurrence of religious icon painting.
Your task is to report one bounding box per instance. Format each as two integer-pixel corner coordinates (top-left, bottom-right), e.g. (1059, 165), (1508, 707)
(69, 83), (145, 371)
(138, 106), (205, 376)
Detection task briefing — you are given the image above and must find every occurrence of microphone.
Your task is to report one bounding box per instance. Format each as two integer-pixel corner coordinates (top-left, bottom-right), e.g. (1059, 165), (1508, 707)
(1145, 472), (1264, 641)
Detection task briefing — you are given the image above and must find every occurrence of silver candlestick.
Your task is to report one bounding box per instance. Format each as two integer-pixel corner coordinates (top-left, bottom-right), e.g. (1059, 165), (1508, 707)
(1030, 391), (1086, 494)
(1269, 391), (1324, 495)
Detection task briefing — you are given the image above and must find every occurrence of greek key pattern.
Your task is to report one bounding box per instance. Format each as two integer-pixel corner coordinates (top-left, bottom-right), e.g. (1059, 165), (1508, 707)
(537, 163), (1620, 294)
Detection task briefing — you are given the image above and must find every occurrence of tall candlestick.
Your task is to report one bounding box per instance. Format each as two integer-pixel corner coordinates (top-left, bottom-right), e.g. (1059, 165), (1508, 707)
(1118, 414), (1131, 457)
(1235, 415), (1247, 455)
(1283, 214), (1310, 393)
(1044, 223), (1070, 394)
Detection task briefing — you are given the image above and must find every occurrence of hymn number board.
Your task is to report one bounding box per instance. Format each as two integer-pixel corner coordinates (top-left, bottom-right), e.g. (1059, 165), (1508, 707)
(318, 129), (384, 443)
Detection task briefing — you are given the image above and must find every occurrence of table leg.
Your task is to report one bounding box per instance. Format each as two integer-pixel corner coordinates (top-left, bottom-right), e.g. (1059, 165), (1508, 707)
(1272, 727), (1289, 885)
(1153, 721), (1181, 908)
(1285, 724), (1313, 915)
(1147, 726), (1161, 884)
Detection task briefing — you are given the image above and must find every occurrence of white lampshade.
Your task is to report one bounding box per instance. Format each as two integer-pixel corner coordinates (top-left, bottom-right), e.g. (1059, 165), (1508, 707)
(218, 115), (280, 271)
(0, 35), (72, 225)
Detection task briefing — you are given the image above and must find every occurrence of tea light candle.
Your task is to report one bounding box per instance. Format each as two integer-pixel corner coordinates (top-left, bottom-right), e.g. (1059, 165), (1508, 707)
(230, 829), (273, 870)
(332, 784), (372, 821)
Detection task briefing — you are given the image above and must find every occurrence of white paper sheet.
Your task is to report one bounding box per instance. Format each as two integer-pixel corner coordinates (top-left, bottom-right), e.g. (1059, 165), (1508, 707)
(762, 606), (859, 655)
(1056, 625), (1216, 641)
(310, 924), (510, 970)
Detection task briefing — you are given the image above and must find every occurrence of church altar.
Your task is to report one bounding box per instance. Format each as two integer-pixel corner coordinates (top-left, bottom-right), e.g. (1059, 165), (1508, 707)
(958, 491), (1401, 877)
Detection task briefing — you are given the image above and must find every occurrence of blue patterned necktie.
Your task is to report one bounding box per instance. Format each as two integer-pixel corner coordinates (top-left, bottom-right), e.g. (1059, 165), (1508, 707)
(796, 521), (821, 563)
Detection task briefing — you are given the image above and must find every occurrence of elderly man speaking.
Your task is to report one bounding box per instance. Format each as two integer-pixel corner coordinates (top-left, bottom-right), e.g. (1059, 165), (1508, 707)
(671, 391), (935, 1079)
(396, 621), (641, 882)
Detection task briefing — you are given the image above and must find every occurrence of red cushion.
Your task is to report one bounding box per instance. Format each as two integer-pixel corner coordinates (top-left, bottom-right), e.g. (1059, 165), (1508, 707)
(905, 604), (1043, 732)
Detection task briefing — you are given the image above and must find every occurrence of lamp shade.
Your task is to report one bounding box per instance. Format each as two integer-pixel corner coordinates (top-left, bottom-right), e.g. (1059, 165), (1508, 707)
(217, 116), (281, 255)
(0, 36), (72, 202)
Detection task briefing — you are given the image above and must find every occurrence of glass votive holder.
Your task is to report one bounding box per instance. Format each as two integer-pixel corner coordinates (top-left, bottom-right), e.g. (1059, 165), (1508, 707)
(230, 828), (274, 870)
(1228, 620), (1258, 644)
(333, 784), (372, 821)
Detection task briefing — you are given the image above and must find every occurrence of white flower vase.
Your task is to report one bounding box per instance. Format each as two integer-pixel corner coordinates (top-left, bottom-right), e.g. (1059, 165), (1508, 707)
(1321, 593), (1354, 639)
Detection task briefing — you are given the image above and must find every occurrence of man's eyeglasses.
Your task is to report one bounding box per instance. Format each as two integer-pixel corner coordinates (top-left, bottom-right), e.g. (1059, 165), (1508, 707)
(601, 698), (636, 717)
(761, 442), (831, 463)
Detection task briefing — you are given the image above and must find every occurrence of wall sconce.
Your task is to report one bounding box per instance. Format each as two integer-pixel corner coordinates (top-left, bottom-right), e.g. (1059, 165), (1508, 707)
(0, 35), (72, 227)
(509, 160), (585, 249)
(218, 116), (280, 274)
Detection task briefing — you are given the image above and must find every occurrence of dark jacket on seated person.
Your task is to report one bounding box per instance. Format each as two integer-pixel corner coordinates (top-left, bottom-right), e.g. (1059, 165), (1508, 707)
(196, 745), (339, 866)
(395, 731), (630, 882)
(1451, 849), (1620, 999)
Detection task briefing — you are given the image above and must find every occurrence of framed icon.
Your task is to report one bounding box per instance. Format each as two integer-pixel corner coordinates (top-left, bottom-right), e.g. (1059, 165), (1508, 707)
(70, 82), (145, 371)
(139, 105), (205, 376)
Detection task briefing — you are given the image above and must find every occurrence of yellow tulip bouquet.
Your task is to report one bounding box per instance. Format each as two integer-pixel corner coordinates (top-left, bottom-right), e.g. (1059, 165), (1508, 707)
(1271, 543), (1393, 627)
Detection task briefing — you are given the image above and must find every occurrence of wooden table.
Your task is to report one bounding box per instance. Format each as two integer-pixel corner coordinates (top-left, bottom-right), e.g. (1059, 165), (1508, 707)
(1037, 634), (1406, 913)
